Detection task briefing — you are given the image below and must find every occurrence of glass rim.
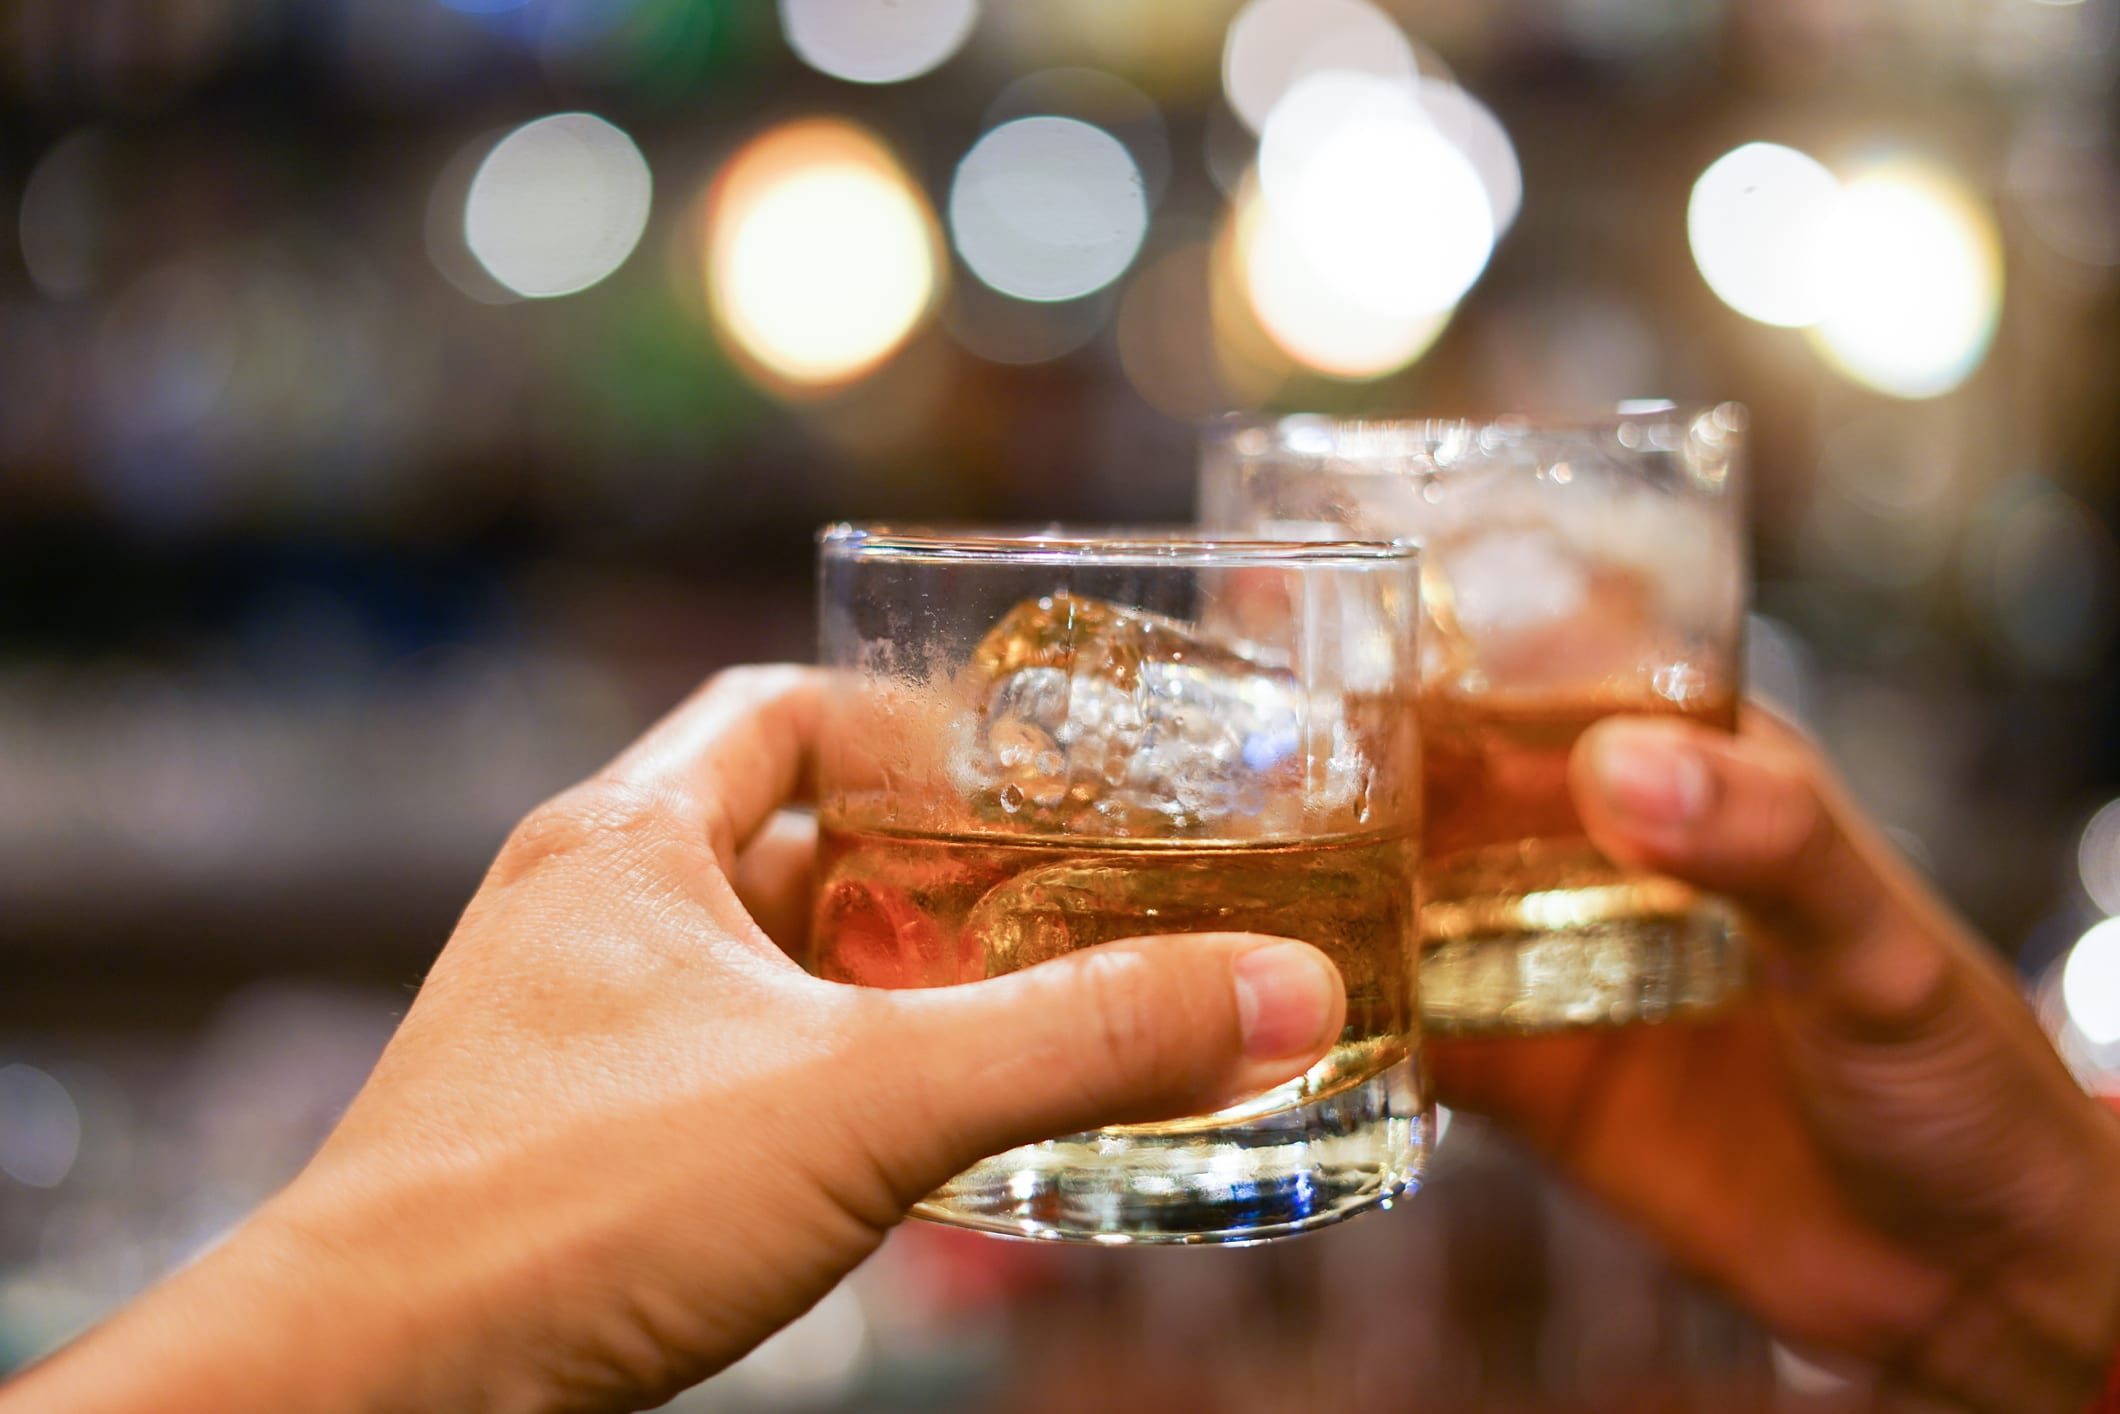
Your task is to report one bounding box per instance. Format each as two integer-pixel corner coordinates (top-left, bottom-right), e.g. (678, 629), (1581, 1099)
(818, 522), (1420, 568)
(1205, 400), (1748, 450)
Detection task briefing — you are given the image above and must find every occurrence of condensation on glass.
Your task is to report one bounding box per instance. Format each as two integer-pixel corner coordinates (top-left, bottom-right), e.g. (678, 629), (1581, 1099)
(1202, 406), (1750, 1034)
(813, 525), (1429, 1243)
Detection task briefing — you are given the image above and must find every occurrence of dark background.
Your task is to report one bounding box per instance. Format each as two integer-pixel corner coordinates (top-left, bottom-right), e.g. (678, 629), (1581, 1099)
(2, 0), (2117, 1406)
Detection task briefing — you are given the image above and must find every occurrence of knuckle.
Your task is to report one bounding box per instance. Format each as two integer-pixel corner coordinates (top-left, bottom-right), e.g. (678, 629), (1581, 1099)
(1779, 780), (1844, 880)
(495, 779), (684, 883)
(1741, 739), (1840, 873)
(697, 791), (740, 869)
(1075, 948), (1180, 1098)
(828, 995), (973, 1217)
(1751, 751), (1893, 939)
(704, 662), (805, 712)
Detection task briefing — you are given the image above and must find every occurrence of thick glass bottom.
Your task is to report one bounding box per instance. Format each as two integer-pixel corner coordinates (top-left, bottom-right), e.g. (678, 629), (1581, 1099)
(1420, 888), (1748, 1034)
(912, 1057), (1429, 1245)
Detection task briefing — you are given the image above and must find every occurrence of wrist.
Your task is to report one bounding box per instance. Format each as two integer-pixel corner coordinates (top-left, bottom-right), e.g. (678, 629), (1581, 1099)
(1901, 1104), (2120, 1414)
(1, 1203), (418, 1414)
(241, 1174), (565, 1414)
(2, 1184), (544, 1414)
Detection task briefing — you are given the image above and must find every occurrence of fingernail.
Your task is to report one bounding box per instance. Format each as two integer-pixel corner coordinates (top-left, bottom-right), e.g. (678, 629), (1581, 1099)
(1233, 943), (1338, 1060)
(1591, 730), (1711, 828)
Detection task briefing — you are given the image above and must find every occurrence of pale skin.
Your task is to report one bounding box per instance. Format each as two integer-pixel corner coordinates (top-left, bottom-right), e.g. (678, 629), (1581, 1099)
(2, 667), (1349, 1414)
(6, 675), (2118, 1413)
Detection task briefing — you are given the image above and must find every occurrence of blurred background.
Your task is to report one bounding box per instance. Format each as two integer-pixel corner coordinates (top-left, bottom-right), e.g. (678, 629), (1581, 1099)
(3, 0), (2120, 1406)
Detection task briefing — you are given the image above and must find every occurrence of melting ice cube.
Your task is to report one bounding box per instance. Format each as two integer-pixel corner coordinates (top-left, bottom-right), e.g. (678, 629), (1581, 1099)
(953, 593), (1324, 835)
(1443, 527), (1589, 634)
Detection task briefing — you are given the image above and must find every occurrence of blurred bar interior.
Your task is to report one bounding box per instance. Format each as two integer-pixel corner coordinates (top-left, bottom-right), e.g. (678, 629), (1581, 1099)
(2, 0), (2119, 1406)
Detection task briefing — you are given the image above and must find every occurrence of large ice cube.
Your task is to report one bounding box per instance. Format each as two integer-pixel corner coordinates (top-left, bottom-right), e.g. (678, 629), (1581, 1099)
(953, 593), (1329, 835)
(1442, 526), (1589, 634)
(1423, 523), (1721, 699)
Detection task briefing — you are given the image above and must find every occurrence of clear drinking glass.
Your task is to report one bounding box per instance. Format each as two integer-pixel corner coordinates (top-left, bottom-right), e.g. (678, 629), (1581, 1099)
(1201, 406), (1750, 1035)
(811, 524), (1429, 1243)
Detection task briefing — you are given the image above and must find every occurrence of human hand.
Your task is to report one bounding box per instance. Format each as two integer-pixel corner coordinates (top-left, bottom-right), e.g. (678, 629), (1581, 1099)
(7, 666), (1346, 1414)
(1430, 711), (2120, 1413)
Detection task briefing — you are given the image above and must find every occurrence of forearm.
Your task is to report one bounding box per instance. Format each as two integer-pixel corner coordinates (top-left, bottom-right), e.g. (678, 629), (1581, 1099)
(0, 1201), (512, 1414)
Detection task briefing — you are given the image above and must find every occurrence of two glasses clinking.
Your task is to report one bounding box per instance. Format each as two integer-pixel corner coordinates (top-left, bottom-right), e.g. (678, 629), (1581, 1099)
(806, 403), (1751, 1244)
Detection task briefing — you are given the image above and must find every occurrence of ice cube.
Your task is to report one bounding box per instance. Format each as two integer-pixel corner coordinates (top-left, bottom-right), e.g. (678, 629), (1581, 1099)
(1443, 526), (1588, 634)
(1425, 525), (1716, 695)
(953, 593), (1325, 835)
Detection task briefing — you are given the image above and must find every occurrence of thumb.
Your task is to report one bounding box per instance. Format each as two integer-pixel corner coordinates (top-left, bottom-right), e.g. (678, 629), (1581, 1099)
(1569, 713), (1957, 1032)
(846, 934), (1345, 1202)
(1570, 714), (2120, 1403)
(1567, 713), (2104, 1229)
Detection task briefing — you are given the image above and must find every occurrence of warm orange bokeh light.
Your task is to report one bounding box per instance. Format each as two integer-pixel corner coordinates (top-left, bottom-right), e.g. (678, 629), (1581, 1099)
(703, 119), (942, 392)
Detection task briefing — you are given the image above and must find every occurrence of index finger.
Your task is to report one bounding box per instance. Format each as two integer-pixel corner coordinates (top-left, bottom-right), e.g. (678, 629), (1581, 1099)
(603, 664), (823, 868)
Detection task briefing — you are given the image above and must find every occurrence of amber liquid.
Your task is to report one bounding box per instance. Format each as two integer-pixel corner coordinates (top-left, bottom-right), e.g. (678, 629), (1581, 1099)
(811, 818), (1419, 1133)
(1423, 687), (1735, 915)
(1418, 688), (1744, 1031)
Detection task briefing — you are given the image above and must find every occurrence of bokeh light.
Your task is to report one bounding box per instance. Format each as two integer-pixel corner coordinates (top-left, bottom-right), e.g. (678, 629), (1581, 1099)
(2064, 917), (2120, 1046)
(1687, 142), (1840, 327)
(1233, 174), (1453, 380)
(428, 128), (520, 304)
(706, 119), (940, 388)
(2079, 799), (2120, 916)
(985, 67), (1171, 209)
(18, 129), (116, 300)
(949, 116), (1149, 303)
(1418, 82), (1522, 237)
(1221, 0), (1416, 134)
(1808, 161), (2002, 399)
(779, 0), (978, 85)
(463, 113), (653, 300)
(0, 1064), (81, 1189)
(2006, 113), (2120, 270)
(1256, 72), (1495, 320)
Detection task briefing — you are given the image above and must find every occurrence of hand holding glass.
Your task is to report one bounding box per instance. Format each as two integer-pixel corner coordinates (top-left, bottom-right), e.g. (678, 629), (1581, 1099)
(1203, 407), (1749, 1033)
(810, 526), (1429, 1242)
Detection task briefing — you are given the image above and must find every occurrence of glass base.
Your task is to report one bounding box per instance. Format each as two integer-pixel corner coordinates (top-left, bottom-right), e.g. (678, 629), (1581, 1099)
(912, 1058), (1429, 1245)
(1420, 895), (1748, 1035)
